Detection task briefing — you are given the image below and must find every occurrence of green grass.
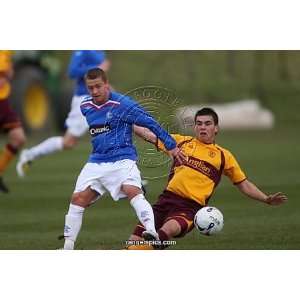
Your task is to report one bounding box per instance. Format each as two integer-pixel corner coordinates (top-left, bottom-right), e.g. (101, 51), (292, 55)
(0, 127), (299, 250)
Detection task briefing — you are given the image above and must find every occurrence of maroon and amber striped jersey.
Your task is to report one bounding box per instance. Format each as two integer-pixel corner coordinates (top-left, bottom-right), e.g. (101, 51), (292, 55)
(158, 134), (246, 206)
(0, 50), (13, 100)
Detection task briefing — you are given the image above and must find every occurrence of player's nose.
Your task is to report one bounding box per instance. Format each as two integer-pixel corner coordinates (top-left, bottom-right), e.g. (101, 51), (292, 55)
(91, 87), (98, 94)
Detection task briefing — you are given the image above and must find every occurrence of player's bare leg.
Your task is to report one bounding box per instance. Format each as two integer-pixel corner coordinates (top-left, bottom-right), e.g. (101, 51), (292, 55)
(159, 219), (182, 238)
(62, 132), (78, 149)
(17, 132), (79, 177)
(0, 127), (26, 193)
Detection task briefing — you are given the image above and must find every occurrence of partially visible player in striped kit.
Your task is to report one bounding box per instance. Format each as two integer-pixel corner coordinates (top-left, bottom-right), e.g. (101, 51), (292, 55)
(128, 107), (288, 249)
(0, 50), (26, 193)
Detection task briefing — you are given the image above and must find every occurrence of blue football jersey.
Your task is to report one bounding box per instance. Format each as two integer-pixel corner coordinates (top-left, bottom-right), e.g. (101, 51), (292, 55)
(68, 50), (106, 96)
(80, 91), (176, 163)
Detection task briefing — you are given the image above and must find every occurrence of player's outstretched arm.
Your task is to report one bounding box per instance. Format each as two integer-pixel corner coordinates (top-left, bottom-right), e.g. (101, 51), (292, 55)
(133, 125), (187, 164)
(236, 179), (288, 206)
(133, 125), (157, 144)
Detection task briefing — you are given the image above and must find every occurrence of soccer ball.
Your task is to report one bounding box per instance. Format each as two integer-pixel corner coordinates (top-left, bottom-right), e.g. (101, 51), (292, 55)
(194, 206), (224, 236)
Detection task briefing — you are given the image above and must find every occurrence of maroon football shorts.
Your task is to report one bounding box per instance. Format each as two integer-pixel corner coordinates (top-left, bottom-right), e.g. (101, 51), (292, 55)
(0, 99), (22, 132)
(133, 190), (203, 238)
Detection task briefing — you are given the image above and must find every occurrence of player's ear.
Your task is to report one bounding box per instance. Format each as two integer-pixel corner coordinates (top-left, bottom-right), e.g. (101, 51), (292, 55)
(193, 123), (197, 134)
(215, 125), (219, 135)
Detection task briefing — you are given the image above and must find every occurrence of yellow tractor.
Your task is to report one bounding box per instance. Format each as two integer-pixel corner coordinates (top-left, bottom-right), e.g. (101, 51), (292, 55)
(10, 50), (72, 134)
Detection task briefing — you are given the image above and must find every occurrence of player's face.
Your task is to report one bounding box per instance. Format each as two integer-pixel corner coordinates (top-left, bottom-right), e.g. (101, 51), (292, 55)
(194, 115), (218, 144)
(86, 77), (110, 104)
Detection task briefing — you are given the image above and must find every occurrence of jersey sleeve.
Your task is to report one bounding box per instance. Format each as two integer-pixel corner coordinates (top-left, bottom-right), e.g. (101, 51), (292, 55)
(0, 51), (12, 73)
(0, 51), (12, 99)
(119, 96), (176, 151)
(223, 149), (247, 184)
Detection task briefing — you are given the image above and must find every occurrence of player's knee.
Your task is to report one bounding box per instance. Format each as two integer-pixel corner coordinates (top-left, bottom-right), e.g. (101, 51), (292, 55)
(71, 192), (90, 208)
(63, 140), (76, 150)
(121, 184), (143, 200)
(9, 128), (26, 149)
(63, 136), (78, 150)
(17, 134), (26, 148)
(161, 218), (186, 238)
(12, 136), (26, 149)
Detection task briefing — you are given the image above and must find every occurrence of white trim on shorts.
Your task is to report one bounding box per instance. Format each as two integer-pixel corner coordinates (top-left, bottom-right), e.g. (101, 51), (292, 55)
(65, 94), (89, 137)
(74, 159), (142, 201)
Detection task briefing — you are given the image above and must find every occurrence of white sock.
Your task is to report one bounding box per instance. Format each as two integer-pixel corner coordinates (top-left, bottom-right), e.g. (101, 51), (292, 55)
(27, 136), (64, 161)
(130, 194), (156, 233)
(63, 204), (85, 250)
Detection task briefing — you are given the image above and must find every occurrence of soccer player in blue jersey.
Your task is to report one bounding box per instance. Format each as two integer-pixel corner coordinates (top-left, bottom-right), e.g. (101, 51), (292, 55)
(17, 50), (111, 177)
(60, 68), (185, 250)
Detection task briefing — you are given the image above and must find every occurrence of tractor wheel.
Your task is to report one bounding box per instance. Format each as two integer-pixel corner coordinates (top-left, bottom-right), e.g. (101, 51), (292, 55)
(10, 66), (55, 133)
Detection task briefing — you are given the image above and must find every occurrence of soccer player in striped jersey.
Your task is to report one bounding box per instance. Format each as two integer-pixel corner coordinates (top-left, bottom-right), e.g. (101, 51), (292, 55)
(0, 50), (26, 193)
(128, 107), (288, 249)
(60, 68), (185, 250)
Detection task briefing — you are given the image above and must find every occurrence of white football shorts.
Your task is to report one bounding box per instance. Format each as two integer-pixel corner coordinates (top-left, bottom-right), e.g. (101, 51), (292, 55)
(65, 94), (89, 137)
(74, 159), (142, 201)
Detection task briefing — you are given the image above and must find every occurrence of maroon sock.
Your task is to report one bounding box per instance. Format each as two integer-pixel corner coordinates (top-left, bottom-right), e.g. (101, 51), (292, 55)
(156, 229), (170, 249)
(6, 144), (19, 155)
(158, 229), (169, 241)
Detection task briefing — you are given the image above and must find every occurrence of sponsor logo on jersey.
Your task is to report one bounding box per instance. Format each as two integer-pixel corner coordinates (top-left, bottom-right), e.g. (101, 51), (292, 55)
(106, 111), (113, 119)
(179, 156), (221, 184)
(208, 150), (216, 158)
(89, 124), (111, 136)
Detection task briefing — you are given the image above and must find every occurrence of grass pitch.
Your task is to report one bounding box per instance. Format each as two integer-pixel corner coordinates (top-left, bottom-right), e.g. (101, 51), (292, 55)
(0, 127), (299, 250)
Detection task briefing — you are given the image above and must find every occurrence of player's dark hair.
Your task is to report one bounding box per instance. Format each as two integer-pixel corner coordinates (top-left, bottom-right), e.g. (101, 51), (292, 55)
(85, 68), (108, 82)
(194, 107), (219, 125)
